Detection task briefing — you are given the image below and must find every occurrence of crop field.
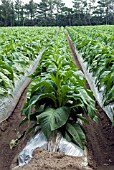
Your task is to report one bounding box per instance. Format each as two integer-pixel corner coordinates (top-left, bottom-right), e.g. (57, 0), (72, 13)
(67, 25), (114, 107)
(0, 27), (57, 98)
(0, 25), (114, 170)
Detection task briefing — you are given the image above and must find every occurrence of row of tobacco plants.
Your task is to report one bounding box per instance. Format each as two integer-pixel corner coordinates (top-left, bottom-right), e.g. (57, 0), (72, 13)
(67, 25), (114, 106)
(0, 27), (57, 99)
(21, 27), (97, 149)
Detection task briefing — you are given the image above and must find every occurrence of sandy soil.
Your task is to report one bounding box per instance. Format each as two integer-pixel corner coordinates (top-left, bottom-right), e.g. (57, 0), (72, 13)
(11, 148), (92, 170)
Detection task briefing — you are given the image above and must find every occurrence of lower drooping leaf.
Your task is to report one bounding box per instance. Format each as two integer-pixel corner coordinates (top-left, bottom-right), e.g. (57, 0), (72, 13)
(66, 123), (86, 149)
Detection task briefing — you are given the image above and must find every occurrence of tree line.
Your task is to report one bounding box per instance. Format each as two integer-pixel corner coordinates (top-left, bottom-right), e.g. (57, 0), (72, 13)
(0, 0), (114, 27)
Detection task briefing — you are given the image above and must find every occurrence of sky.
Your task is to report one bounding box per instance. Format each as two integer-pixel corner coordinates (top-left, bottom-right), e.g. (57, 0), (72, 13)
(62, 0), (73, 8)
(22, 0), (73, 8)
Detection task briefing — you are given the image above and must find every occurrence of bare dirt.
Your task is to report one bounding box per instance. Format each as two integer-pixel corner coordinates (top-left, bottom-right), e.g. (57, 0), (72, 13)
(0, 88), (30, 170)
(0, 32), (114, 170)
(11, 148), (92, 170)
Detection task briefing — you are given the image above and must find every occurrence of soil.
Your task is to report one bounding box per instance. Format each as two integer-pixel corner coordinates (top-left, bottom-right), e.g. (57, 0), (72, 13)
(0, 31), (114, 170)
(0, 88), (30, 170)
(11, 148), (92, 170)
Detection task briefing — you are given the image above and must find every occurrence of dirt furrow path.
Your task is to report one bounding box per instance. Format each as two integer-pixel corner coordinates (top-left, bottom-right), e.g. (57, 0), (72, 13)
(0, 88), (30, 170)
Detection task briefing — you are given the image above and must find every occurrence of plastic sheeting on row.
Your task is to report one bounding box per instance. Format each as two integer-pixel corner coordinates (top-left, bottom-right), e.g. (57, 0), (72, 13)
(75, 49), (114, 122)
(0, 50), (45, 123)
(15, 130), (84, 168)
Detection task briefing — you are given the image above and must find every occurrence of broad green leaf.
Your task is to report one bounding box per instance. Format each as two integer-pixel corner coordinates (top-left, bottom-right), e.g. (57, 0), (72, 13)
(66, 123), (86, 149)
(36, 107), (70, 139)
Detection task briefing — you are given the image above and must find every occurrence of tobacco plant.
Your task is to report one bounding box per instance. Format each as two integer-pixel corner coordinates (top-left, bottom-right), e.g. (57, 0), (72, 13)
(20, 29), (97, 149)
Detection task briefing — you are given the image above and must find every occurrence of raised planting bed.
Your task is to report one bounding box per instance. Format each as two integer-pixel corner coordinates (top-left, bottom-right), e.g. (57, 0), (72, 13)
(67, 26), (114, 122)
(10, 27), (97, 170)
(0, 26), (114, 170)
(66, 25), (114, 169)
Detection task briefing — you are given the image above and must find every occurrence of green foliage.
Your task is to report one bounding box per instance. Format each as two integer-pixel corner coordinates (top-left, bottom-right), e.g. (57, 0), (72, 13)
(0, 27), (57, 98)
(68, 26), (114, 106)
(0, 0), (114, 26)
(37, 107), (70, 139)
(66, 123), (86, 149)
(21, 28), (97, 149)
(0, 60), (14, 97)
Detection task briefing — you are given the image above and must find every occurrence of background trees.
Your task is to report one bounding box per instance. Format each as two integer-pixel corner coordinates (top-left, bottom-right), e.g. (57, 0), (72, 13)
(0, 0), (113, 26)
